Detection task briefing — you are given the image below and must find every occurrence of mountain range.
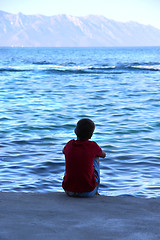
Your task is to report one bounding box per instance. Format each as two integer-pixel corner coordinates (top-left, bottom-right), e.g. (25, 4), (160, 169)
(0, 10), (160, 47)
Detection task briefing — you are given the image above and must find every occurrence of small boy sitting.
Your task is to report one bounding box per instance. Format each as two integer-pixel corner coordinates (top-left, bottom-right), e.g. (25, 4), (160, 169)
(62, 118), (106, 197)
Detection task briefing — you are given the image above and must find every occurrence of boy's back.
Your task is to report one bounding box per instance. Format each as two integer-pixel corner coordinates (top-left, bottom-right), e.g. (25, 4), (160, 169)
(62, 139), (102, 192)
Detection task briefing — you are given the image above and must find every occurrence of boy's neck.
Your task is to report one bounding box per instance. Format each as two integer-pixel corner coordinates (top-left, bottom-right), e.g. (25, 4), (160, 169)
(77, 137), (89, 141)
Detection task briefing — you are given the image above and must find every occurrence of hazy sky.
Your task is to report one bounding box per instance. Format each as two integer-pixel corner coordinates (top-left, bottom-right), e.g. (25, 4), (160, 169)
(1, 0), (160, 29)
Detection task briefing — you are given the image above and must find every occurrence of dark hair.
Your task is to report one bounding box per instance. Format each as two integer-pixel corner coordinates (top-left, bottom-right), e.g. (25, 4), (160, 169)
(75, 118), (95, 140)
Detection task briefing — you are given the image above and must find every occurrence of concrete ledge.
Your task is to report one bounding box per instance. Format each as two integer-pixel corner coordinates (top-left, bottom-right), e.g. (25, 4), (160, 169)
(0, 192), (160, 240)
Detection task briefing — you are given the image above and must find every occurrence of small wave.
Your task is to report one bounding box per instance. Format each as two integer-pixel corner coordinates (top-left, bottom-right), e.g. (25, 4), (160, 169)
(32, 61), (76, 66)
(154, 122), (160, 127)
(115, 62), (160, 72)
(0, 62), (159, 74)
(44, 65), (117, 74)
(45, 68), (89, 74)
(0, 117), (11, 121)
(44, 161), (64, 167)
(32, 61), (52, 65)
(130, 65), (160, 71)
(0, 67), (31, 72)
(11, 137), (57, 146)
(39, 63), (160, 73)
(89, 66), (116, 70)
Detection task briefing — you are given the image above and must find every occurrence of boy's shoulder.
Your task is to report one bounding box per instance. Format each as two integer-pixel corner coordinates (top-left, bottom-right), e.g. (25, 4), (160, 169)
(76, 140), (100, 147)
(65, 139), (99, 147)
(64, 139), (74, 147)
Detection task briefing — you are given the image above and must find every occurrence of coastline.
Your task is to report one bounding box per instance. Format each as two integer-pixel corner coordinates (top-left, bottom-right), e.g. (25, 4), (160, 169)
(0, 192), (160, 240)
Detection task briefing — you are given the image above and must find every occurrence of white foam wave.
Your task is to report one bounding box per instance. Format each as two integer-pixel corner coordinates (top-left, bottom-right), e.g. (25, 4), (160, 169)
(132, 64), (160, 71)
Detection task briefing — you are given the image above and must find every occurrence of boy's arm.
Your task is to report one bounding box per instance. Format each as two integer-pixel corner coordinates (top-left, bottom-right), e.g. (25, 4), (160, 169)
(100, 150), (106, 158)
(95, 142), (106, 158)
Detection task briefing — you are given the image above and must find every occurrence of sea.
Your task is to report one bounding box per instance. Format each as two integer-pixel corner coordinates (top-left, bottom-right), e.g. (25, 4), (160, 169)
(0, 47), (160, 198)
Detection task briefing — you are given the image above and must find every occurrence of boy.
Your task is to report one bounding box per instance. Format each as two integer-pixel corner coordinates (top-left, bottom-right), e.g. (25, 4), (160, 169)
(62, 118), (106, 197)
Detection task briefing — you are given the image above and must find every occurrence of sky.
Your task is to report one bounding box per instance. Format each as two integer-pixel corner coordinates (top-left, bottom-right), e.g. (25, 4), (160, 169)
(1, 0), (160, 29)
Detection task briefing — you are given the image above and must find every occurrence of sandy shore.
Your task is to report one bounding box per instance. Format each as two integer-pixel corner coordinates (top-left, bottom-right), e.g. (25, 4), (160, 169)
(0, 192), (160, 240)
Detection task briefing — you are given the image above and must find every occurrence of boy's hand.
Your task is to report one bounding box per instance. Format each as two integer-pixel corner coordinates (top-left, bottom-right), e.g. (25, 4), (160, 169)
(101, 151), (106, 158)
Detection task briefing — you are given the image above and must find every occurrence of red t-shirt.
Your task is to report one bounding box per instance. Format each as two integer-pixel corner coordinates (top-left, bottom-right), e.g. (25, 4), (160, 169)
(62, 139), (102, 192)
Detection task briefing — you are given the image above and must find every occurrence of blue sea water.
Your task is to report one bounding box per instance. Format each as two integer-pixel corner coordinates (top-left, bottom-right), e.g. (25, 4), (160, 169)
(0, 47), (160, 198)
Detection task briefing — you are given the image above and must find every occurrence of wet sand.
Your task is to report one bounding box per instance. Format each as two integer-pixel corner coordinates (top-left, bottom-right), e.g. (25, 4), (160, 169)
(0, 192), (160, 240)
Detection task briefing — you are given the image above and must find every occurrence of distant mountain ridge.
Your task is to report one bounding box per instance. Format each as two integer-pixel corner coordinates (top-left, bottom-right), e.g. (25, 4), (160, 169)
(0, 10), (160, 47)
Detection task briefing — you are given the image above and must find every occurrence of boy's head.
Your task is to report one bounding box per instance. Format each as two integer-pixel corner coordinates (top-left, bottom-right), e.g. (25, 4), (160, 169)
(75, 118), (95, 140)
